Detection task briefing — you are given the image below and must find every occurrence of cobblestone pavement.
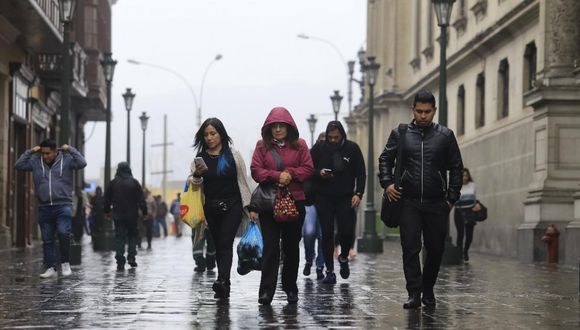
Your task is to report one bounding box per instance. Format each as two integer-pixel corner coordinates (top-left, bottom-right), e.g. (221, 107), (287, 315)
(0, 232), (578, 329)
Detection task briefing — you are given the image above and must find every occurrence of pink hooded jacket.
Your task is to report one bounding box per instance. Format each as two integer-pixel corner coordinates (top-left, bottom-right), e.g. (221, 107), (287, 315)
(250, 107), (314, 201)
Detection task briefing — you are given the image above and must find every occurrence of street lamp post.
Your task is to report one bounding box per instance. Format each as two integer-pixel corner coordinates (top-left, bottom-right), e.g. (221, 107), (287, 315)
(198, 54), (223, 127)
(139, 112), (150, 187)
(97, 52), (117, 252)
(122, 88), (136, 164)
(306, 114), (318, 147)
(433, 0), (461, 265)
(330, 90), (343, 121)
(357, 56), (383, 253)
(58, 0), (76, 145)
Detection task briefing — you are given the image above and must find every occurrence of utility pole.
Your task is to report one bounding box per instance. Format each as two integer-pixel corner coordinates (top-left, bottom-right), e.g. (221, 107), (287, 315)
(151, 114), (173, 200)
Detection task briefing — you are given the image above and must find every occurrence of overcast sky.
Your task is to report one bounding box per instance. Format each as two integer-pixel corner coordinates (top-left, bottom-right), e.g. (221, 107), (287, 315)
(84, 0), (367, 188)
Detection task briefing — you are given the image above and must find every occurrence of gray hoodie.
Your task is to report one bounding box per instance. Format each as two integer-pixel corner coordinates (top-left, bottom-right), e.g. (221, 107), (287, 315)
(15, 147), (87, 206)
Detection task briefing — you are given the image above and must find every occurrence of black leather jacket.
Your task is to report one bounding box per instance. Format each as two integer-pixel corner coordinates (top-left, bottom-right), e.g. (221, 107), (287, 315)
(378, 121), (463, 204)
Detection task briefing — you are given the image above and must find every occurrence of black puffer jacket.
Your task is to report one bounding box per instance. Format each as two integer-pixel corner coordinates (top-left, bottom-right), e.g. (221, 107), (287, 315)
(378, 121), (463, 204)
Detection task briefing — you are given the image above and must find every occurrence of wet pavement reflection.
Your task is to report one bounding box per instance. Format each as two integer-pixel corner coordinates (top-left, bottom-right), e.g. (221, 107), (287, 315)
(0, 234), (578, 328)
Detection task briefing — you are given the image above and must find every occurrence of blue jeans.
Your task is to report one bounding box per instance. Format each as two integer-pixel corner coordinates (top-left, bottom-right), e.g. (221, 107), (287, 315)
(302, 205), (324, 269)
(38, 204), (72, 268)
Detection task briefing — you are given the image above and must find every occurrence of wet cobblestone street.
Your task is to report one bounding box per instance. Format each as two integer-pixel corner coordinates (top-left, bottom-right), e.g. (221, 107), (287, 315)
(0, 234), (578, 329)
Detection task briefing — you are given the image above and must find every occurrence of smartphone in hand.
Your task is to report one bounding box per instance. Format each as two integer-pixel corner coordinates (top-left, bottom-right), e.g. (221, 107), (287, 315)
(194, 157), (208, 170)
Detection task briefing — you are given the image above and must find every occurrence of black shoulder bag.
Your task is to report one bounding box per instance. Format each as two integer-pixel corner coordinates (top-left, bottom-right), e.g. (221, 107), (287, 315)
(249, 149), (283, 213)
(380, 125), (408, 228)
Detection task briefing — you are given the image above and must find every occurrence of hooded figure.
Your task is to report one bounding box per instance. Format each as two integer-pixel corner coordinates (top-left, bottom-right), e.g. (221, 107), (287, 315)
(250, 106), (314, 305)
(104, 162), (147, 270)
(309, 120), (366, 285)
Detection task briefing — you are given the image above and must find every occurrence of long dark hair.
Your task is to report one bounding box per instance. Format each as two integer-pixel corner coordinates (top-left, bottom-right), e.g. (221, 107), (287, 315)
(193, 117), (234, 175)
(463, 168), (474, 182)
(261, 122), (299, 149)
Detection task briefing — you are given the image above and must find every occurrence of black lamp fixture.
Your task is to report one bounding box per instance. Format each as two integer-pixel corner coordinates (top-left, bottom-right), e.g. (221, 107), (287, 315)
(139, 111), (150, 187)
(330, 90), (343, 121)
(357, 55), (382, 254)
(433, 0), (456, 27)
(122, 88), (136, 164)
(306, 114), (317, 147)
(57, 0), (77, 145)
(100, 53), (117, 192)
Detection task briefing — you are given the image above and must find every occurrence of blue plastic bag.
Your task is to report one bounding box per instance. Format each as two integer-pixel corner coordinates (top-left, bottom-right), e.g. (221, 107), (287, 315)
(237, 221), (263, 275)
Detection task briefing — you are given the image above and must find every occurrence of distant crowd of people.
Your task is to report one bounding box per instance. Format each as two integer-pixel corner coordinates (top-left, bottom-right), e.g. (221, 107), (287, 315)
(17, 90), (489, 309)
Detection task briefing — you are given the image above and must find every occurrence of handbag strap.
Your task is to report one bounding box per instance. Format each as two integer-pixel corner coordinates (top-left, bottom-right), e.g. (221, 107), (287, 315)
(270, 149), (284, 171)
(394, 124), (408, 189)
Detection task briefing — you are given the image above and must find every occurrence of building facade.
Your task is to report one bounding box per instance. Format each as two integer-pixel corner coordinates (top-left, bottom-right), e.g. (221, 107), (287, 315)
(0, 0), (113, 249)
(347, 0), (580, 266)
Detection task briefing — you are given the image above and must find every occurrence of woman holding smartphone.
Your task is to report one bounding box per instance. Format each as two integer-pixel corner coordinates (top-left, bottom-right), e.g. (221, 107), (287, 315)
(189, 117), (253, 299)
(250, 107), (313, 305)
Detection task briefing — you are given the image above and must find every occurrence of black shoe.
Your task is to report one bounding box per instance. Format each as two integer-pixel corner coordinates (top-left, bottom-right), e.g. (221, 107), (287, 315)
(422, 295), (436, 307)
(338, 256), (350, 279)
(258, 293), (272, 305)
(403, 294), (421, 309)
(303, 262), (312, 276)
(206, 256), (216, 271)
(128, 260), (138, 268)
(286, 291), (298, 304)
(213, 279), (230, 299)
(194, 265), (206, 273)
(322, 271), (337, 284)
(116, 264), (124, 271)
(463, 250), (469, 262)
(316, 267), (324, 280)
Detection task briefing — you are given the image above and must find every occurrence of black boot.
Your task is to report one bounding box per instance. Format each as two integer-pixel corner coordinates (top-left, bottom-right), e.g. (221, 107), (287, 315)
(403, 293), (421, 309)
(194, 256), (206, 272)
(206, 255), (216, 271)
(213, 279), (230, 299)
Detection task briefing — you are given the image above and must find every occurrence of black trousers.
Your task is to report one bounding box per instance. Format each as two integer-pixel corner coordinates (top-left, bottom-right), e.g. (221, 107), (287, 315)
(454, 209), (475, 253)
(399, 199), (449, 295)
(113, 218), (138, 265)
(316, 195), (356, 271)
(259, 200), (305, 297)
(143, 219), (153, 246)
(204, 197), (243, 282)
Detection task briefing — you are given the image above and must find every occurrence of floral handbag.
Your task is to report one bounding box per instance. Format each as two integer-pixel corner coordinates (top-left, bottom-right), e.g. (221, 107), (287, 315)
(273, 186), (300, 222)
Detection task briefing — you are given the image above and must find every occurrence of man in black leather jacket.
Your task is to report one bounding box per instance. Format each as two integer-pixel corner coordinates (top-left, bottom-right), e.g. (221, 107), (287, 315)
(379, 90), (463, 309)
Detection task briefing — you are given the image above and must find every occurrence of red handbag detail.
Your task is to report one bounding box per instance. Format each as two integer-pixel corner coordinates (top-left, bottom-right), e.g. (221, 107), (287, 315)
(273, 186), (300, 222)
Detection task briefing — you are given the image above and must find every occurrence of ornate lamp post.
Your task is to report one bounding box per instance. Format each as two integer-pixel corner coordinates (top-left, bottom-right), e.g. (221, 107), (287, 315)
(358, 56), (382, 253)
(433, 0), (455, 127)
(96, 53), (117, 251)
(58, 0), (76, 145)
(100, 53), (117, 191)
(306, 114), (318, 147)
(330, 90), (343, 121)
(433, 0), (461, 265)
(122, 88), (136, 164)
(139, 112), (150, 187)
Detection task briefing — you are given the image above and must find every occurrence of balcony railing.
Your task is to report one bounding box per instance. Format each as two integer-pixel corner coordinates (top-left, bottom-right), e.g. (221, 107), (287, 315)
(35, 42), (88, 95)
(33, 0), (63, 35)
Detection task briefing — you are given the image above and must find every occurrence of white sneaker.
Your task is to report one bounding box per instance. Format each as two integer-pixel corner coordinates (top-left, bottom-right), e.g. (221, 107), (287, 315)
(40, 267), (57, 278)
(61, 262), (72, 277)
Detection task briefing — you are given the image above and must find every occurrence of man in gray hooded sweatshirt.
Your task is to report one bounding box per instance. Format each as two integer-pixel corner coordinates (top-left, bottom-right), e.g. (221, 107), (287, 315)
(15, 139), (87, 278)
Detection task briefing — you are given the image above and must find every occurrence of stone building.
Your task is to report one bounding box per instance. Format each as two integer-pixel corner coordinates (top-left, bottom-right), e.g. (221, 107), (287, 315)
(347, 0), (580, 266)
(0, 0), (114, 249)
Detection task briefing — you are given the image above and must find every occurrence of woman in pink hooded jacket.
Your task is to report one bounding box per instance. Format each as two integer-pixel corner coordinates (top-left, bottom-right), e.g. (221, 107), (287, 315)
(250, 107), (313, 305)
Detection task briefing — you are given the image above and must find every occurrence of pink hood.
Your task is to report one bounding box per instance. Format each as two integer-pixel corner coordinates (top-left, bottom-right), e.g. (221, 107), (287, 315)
(261, 107), (299, 137)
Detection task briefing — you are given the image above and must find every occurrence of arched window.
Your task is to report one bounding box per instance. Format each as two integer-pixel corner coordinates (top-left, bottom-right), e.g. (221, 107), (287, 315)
(523, 42), (537, 91)
(498, 59), (509, 119)
(457, 85), (465, 136)
(476, 73), (485, 128)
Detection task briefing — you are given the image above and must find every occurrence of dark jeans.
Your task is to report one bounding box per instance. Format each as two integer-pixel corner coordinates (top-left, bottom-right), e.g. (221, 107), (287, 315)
(143, 219), (153, 247)
(38, 204), (72, 268)
(114, 218), (138, 265)
(259, 200), (305, 297)
(302, 205), (324, 269)
(316, 195), (356, 272)
(203, 197), (243, 281)
(454, 209), (475, 253)
(399, 199), (449, 295)
(154, 216), (167, 237)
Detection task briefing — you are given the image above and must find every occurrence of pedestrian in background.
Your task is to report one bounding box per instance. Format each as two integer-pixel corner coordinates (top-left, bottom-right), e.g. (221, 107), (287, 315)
(302, 132), (326, 280)
(104, 162), (147, 271)
(250, 107), (313, 305)
(189, 117), (253, 299)
(154, 195), (168, 237)
(170, 192), (182, 237)
(379, 90), (463, 309)
(143, 188), (156, 250)
(89, 186), (104, 244)
(15, 139), (87, 278)
(454, 168), (482, 262)
(310, 121), (366, 284)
